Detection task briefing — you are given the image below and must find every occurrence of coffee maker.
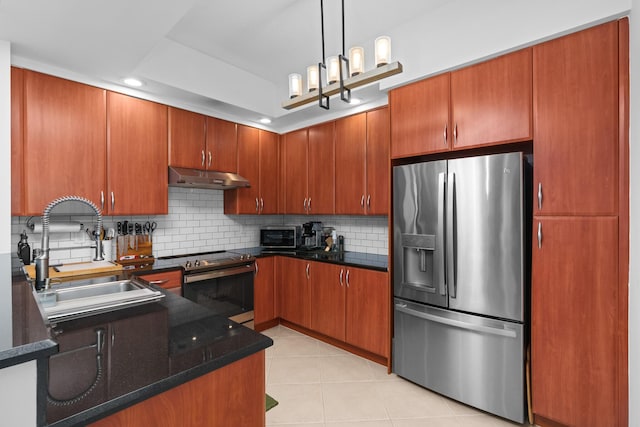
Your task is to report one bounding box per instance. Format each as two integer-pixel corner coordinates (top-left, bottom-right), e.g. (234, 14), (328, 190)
(302, 221), (323, 248)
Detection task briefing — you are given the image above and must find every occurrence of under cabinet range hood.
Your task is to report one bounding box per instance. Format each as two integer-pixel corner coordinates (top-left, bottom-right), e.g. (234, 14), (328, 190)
(168, 166), (250, 190)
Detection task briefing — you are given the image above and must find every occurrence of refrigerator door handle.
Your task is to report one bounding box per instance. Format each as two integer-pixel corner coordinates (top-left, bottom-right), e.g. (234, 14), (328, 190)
(436, 172), (446, 296)
(446, 172), (456, 298)
(395, 303), (517, 338)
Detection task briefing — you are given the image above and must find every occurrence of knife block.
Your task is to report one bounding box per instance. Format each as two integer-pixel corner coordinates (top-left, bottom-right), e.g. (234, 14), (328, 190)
(116, 235), (153, 263)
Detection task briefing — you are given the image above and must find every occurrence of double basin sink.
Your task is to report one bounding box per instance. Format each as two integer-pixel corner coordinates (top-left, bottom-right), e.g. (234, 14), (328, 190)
(37, 277), (165, 323)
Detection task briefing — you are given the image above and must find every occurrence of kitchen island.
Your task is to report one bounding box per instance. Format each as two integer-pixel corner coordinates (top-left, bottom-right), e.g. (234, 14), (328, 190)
(9, 273), (272, 427)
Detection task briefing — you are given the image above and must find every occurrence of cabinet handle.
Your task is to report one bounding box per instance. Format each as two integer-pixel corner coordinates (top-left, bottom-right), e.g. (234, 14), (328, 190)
(537, 182), (543, 211)
(255, 198), (259, 212)
(201, 150), (205, 167)
(100, 191), (105, 211)
(537, 222), (542, 249)
(260, 198), (264, 212)
(202, 350), (206, 362)
(303, 198), (308, 212)
(308, 197), (311, 212)
(453, 122), (458, 144)
(148, 279), (169, 285)
(346, 269), (350, 287)
(111, 192), (115, 211)
(208, 151), (212, 168)
(255, 262), (259, 277)
(306, 263), (310, 279)
(111, 329), (115, 347)
(360, 195), (365, 208)
(443, 123), (448, 145)
(367, 195), (371, 210)
(339, 269), (344, 287)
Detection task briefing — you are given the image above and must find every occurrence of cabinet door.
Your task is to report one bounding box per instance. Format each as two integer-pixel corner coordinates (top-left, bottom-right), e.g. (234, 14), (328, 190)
(107, 92), (168, 215)
(451, 48), (532, 149)
(335, 113), (366, 214)
(254, 257), (276, 325)
(345, 268), (389, 358)
(259, 130), (279, 214)
(11, 67), (24, 215)
(278, 257), (310, 328)
(531, 217), (617, 426)
(307, 121), (335, 214)
(310, 263), (345, 341)
(23, 70), (106, 215)
(168, 107), (206, 169)
(206, 117), (237, 172)
(533, 21), (618, 215)
(366, 107), (390, 215)
(282, 129), (308, 214)
(390, 73), (450, 158)
(234, 125), (261, 213)
(108, 308), (169, 398)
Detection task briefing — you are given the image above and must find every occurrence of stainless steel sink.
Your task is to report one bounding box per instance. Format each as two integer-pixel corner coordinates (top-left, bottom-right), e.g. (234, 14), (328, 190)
(38, 279), (165, 323)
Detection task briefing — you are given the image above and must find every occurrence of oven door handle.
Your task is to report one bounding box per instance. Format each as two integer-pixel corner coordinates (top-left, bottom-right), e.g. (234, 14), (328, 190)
(184, 264), (256, 283)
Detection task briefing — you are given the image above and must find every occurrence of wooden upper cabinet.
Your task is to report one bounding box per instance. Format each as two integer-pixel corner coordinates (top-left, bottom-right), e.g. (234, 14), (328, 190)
(23, 70), (107, 215)
(390, 73), (450, 158)
(230, 125), (260, 213)
(107, 92), (168, 215)
(258, 130), (279, 214)
(533, 21), (619, 216)
(450, 48), (533, 149)
(168, 107), (206, 169)
(366, 107), (390, 215)
(531, 217), (618, 426)
(307, 121), (335, 214)
(335, 113), (367, 214)
(206, 117), (237, 173)
(282, 129), (308, 214)
(11, 67), (24, 216)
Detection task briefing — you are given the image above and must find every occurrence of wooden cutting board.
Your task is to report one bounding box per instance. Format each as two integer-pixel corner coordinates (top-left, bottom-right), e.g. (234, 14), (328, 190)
(24, 261), (123, 280)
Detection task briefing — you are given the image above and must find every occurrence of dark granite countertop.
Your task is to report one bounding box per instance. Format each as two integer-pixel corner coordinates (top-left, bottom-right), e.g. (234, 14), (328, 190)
(247, 247), (389, 271)
(9, 273), (272, 427)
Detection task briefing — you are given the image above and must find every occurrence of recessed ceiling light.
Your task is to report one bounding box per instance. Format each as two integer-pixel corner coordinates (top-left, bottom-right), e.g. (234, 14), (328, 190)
(259, 118), (272, 124)
(123, 77), (143, 87)
(349, 98), (362, 105)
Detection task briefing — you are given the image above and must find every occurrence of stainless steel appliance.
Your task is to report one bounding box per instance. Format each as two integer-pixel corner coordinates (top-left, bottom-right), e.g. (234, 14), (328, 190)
(392, 152), (530, 423)
(260, 226), (302, 249)
(156, 251), (256, 327)
(168, 166), (250, 190)
(302, 221), (323, 249)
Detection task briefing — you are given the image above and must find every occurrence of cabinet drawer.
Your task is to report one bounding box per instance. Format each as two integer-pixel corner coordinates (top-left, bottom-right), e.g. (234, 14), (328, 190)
(138, 269), (183, 295)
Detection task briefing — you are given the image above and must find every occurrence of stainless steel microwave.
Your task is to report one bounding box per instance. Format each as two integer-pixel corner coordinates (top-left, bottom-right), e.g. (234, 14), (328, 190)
(260, 226), (302, 249)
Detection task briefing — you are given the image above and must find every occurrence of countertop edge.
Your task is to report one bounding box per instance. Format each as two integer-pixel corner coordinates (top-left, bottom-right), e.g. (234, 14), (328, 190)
(46, 335), (272, 427)
(0, 339), (58, 369)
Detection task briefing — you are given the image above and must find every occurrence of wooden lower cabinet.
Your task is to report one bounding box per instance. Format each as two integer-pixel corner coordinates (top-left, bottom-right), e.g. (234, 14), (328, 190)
(137, 269), (183, 295)
(532, 217), (618, 426)
(254, 257), (276, 327)
(277, 257), (311, 328)
(310, 263), (345, 341)
(89, 351), (266, 427)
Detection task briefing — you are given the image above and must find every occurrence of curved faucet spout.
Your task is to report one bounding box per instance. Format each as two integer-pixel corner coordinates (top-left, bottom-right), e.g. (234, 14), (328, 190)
(34, 196), (103, 291)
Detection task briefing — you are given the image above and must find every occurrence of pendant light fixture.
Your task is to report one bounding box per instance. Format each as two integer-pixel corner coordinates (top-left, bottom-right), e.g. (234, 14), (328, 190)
(282, 0), (403, 110)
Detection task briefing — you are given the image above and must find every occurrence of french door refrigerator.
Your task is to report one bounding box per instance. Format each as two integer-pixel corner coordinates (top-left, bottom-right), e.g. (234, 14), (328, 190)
(392, 152), (529, 423)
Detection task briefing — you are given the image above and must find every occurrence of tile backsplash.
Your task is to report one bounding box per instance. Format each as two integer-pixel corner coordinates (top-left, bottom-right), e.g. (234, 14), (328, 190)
(11, 187), (388, 271)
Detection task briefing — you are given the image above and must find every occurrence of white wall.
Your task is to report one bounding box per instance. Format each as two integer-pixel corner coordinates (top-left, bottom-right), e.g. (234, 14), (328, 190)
(628, 1), (639, 424)
(0, 41), (13, 349)
(0, 361), (37, 427)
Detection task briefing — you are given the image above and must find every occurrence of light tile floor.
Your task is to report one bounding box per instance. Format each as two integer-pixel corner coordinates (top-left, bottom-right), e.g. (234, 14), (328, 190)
(262, 325), (531, 427)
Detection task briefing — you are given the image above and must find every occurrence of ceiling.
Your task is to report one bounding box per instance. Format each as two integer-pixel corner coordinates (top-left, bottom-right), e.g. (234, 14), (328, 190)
(0, 0), (448, 132)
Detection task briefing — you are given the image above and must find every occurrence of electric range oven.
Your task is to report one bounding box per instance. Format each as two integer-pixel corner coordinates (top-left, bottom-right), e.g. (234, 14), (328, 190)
(156, 251), (256, 328)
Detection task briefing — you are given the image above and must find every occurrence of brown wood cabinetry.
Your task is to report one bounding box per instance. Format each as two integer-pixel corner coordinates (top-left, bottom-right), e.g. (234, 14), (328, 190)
(335, 107), (389, 215)
(90, 351), (265, 427)
(224, 126), (279, 214)
(106, 92), (168, 215)
(390, 49), (532, 158)
(254, 257), (276, 327)
(277, 257), (311, 328)
(310, 263), (345, 341)
(11, 67), (24, 215)
(531, 217), (618, 426)
(533, 21), (618, 216)
(168, 107), (206, 169)
(206, 116), (237, 173)
(345, 267), (389, 358)
(531, 19), (628, 427)
(282, 123), (335, 215)
(22, 70), (107, 215)
(137, 269), (183, 295)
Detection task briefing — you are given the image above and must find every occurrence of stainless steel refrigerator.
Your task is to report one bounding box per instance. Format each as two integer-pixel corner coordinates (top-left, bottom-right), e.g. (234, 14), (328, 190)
(392, 152), (529, 423)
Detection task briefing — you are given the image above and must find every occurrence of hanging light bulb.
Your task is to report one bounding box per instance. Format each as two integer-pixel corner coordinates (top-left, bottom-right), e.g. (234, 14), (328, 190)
(375, 36), (391, 67)
(348, 46), (364, 76)
(327, 56), (340, 84)
(288, 73), (302, 98)
(307, 65), (319, 92)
